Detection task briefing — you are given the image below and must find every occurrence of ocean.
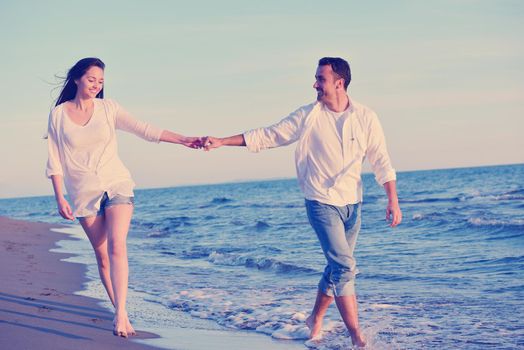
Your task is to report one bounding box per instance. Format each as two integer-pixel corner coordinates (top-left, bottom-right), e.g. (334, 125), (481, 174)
(1, 164), (523, 349)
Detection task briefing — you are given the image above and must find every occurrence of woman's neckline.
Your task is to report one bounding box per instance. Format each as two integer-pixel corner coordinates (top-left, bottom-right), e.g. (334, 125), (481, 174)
(63, 99), (98, 127)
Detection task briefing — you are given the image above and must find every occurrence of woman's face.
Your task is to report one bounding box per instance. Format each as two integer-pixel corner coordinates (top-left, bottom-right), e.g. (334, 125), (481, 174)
(75, 66), (104, 99)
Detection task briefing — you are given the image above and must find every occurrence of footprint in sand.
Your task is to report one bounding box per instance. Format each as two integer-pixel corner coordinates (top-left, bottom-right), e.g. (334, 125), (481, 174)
(37, 306), (52, 313)
(40, 288), (61, 296)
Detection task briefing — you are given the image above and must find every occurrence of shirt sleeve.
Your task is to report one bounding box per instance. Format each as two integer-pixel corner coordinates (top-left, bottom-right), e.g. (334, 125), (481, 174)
(112, 100), (163, 142)
(243, 107), (305, 153)
(46, 112), (64, 178)
(365, 112), (397, 185)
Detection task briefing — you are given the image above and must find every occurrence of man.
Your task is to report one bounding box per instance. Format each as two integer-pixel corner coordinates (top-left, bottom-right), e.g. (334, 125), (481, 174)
(202, 57), (402, 347)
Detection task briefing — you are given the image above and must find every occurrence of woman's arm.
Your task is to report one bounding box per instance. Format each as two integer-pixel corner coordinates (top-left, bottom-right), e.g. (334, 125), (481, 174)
(112, 100), (201, 148)
(50, 175), (74, 221)
(160, 130), (202, 148)
(46, 114), (73, 220)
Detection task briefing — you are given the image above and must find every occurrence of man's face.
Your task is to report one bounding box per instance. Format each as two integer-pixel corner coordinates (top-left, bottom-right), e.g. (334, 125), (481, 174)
(313, 65), (341, 102)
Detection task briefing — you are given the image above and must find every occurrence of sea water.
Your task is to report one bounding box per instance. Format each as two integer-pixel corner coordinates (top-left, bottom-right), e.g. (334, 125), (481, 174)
(1, 164), (523, 349)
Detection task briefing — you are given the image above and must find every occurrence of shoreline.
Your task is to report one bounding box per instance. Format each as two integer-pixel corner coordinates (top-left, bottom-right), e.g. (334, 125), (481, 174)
(0, 216), (305, 350)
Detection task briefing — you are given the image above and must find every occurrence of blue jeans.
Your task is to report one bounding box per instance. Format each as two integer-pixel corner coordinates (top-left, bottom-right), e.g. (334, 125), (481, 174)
(305, 199), (361, 297)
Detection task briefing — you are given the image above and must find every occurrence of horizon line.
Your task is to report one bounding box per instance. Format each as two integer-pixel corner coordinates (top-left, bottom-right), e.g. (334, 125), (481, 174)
(1, 162), (522, 201)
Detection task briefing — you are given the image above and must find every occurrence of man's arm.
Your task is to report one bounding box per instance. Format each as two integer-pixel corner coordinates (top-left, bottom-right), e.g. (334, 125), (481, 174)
(203, 106), (308, 152)
(363, 111), (401, 227)
(202, 134), (246, 150)
(383, 180), (402, 227)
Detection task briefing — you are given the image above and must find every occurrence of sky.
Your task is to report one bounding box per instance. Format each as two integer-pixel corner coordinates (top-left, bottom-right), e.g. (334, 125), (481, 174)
(0, 0), (523, 198)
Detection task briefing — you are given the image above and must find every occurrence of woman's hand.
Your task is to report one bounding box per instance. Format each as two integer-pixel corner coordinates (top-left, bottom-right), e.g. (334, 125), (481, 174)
(180, 136), (203, 149)
(57, 197), (75, 221)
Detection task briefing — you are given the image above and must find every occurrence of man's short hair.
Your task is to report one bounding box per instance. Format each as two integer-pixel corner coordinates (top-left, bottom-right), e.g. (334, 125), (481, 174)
(318, 57), (351, 90)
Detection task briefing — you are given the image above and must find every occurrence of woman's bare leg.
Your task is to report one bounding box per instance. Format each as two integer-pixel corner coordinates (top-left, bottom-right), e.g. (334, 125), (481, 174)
(105, 204), (135, 337)
(79, 215), (115, 306)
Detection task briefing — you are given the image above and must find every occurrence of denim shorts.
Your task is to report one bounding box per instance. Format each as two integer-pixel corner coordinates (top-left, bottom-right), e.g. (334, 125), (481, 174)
(305, 199), (361, 297)
(96, 192), (134, 216)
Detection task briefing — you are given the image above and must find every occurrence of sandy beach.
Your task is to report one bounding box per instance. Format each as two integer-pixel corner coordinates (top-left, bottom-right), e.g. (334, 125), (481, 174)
(0, 216), (305, 350)
(0, 216), (161, 349)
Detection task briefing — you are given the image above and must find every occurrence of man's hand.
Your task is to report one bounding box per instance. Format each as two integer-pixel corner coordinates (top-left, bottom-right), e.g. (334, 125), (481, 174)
(201, 136), (223, 151)
(386, 200), (402, 227)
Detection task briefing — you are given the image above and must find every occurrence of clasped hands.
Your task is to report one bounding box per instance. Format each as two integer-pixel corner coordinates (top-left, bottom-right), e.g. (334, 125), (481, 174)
(182, 136), (222, 151)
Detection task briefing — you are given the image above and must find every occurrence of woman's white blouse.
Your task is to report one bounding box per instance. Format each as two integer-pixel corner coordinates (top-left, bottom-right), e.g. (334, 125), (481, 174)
(46, 98), (163, 217)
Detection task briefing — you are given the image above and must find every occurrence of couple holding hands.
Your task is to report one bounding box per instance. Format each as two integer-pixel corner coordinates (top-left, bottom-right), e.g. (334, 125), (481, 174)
(47, 56), (401, 347)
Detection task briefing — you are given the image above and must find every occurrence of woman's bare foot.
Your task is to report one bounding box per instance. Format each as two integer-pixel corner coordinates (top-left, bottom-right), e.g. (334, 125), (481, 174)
(306, 315), (323, 339)
(126, 317), (136, 336)
(113, 313), (128, 338)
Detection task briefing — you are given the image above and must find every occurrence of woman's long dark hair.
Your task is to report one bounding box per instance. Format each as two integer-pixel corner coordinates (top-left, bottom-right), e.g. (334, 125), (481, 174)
(55, 57), (105, 106)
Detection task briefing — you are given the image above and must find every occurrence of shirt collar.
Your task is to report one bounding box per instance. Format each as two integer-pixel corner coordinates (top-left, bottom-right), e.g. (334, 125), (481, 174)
(318, 95), (353, 114)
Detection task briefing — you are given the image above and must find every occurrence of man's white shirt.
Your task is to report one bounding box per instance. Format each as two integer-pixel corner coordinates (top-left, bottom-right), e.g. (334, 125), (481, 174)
(243, 97), (396, 206)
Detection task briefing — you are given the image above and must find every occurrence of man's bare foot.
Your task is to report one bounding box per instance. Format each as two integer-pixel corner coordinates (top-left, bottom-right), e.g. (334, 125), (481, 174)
(350, 331), (366, 348)
(113, 314), (128, 338)
(306, 315), (323, 339)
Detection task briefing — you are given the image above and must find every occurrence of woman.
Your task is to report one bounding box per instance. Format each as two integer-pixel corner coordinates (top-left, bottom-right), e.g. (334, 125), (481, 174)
(46, 57), (200, 337)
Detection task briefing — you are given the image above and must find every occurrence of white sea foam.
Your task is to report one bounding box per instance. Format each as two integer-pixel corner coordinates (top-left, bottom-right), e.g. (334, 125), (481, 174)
(369, 303), (402, 310)
(412, 213), (424, 220)
(271, 324), (310, 340)
(206, 251), (315, 274)
(468, 217), (524, 227)
(169, 288), (325, 341)
(166, 287), (407, 349)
